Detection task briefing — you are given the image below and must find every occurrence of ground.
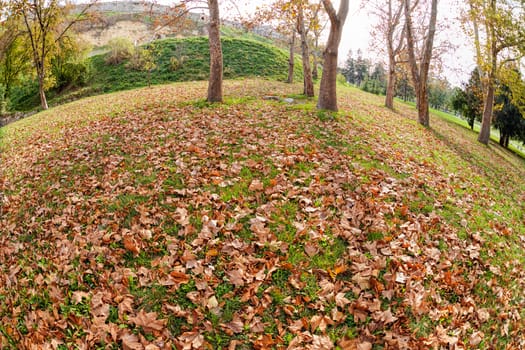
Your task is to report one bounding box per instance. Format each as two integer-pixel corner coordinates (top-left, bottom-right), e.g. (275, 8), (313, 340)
(1, 80), (525, 349)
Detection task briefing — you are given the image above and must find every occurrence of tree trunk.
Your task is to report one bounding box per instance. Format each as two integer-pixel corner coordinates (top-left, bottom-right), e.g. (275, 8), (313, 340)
(317, 0), (349, 111)
(384, 0), (404, 110)
(287, 33), (295, 84)
(312, 37), (319, 80)
(37, 69), (48, 110)
(477, 9), (497, 145)
(297, 4), (314, 97)
(403, 0), (437, 127)
(385, 56), (396, 109)
(207, 0), (223, 103)
(478, 82), (494, 144)
(318, 47), (338, 110)
(417, 84), (429, 126)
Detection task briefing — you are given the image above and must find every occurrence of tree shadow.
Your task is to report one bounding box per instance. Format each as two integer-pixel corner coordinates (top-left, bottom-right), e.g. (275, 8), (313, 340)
(430, 124), (525, 188)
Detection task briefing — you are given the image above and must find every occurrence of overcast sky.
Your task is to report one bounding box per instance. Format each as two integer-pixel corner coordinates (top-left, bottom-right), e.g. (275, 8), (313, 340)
(222, 0), (475, 86)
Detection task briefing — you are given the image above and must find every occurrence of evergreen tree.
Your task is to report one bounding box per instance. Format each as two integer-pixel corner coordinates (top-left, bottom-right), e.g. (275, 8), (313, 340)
(451, 69), (483, 129)
(354, 49), (369, 87)
(342, 50), (355, 84)
(494, 84), (524, 148)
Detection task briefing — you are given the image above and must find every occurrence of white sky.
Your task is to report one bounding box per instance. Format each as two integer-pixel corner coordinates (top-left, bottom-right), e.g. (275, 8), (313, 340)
(225, 0), (475, 86)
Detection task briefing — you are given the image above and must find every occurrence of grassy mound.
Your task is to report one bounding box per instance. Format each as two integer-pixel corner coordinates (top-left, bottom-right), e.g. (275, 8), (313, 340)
(90, 37), (303, 94)
(1, 80), (525, 348)
(10, 37), (303, 111)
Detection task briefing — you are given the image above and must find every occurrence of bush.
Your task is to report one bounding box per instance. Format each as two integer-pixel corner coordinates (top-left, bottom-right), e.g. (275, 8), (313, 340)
(336, 73), (347, 85)
(0, 85), (9, 114)
(169, 56), (186, 71)
(54, 60), (91, 89)
(105, 38), (134, 65)
(126, 47), (156, 72)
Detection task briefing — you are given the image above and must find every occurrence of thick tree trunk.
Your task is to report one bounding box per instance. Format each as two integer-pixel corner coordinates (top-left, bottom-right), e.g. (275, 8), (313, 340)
(478, 83), (494, 145)
(318, 48), (338, 111)
(287, 33), (295, 84)
(385, 56), (396, 109)
(317, 0), (349, 111)
(297, 5), (314, 97)
(207, 0), (223, 103)
(478, 23), (498, 145)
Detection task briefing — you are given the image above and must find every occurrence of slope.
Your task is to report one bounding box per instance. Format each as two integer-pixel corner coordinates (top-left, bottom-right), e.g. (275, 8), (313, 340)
(10, 37), (303, 111)
(1, 80), (525, 349)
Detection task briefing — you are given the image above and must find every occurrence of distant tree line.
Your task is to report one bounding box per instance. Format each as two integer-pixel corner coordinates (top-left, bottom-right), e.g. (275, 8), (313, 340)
(341, 49), (455, 113)
(452, 67), (525, 148)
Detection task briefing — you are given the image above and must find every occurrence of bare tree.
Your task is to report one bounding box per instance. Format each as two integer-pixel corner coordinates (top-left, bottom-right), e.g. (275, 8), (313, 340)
(317, 0), (349, 111)
(370, 0), (405, 109)
(148, 0), (223, 102)
(296, 1), (314, 96)
(404, 0), (438, 127)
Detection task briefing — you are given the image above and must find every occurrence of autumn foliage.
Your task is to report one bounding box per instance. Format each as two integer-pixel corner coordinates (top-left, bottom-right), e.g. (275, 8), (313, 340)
(1, 80), (525, 348)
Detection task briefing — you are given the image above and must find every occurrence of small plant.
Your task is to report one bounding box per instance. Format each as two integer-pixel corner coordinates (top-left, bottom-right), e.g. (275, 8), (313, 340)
(169, 56), (185, 71)
(126, 46), (158, 87)
(105, 38), (134, 65)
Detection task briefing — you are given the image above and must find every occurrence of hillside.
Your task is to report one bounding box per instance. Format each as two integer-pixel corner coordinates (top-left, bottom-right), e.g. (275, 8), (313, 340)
(1, 80), (525, 348)
(90, 37), (303, 93)
(10, 37), (302, 111)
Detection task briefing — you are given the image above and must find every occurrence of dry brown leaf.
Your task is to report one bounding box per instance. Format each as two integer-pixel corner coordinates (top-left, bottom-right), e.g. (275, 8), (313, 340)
(128, 310), (167, 334)
(248, 179), (264, 191)
(121, 332), (143, 350)
(123, 234), (140, 254)
(226, 269), (245, 287)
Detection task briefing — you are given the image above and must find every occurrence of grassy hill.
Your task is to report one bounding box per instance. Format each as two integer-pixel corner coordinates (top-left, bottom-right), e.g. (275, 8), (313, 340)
(1, 80), (525, 348)
(10, 37), (303, 111)
(90, 37), (302, 93)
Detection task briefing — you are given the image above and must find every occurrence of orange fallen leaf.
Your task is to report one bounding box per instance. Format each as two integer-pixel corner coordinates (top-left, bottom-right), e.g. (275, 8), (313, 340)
(123, 235), (140, 255)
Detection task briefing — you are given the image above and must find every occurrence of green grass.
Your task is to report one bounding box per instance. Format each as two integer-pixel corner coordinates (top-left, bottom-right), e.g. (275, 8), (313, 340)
(9, 36), (304, 111)
(3, 79), (525, 348)
(80, 37), (302, 102)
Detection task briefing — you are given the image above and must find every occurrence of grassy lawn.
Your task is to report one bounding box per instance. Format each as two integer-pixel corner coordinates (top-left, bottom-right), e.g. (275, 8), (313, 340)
(1, 80), (525, 348)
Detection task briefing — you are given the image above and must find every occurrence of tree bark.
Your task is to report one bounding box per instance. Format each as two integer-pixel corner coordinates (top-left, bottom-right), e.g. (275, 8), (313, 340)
(297, 3), (314, 97)
(207, 0), (223, 103)
(477, 0), (497, 145)
(478, 81), (495, 144)
(385, 56), (396, 109)
(312, 36), (319, 80)
(384, 0), (404, 109)
(317, 0), (349, 111)
(404, 0), (437, 127)
(417, 83), (429, 126)
(287, 32), (295, 84)
(38, 72), (48, 110)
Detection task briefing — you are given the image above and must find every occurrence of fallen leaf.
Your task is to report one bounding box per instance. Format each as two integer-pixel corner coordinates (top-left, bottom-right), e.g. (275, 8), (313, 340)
(249, 179), (264, 191)
(121, 332), (143, 350)
(128, 310), (167, 334)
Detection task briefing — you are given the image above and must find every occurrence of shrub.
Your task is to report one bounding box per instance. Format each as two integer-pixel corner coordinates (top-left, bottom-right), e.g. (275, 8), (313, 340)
(105, 38), (134, 65)
(54, 60), (91, 89)
(127, 47), (156, 72)
(169, 56), (186, 71)
(0, 85), (9, 114)
(336, 73), (347, 85)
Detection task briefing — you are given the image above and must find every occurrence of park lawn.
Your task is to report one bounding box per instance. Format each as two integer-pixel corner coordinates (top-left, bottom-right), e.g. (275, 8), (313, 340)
(1, 79), (525, 349)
